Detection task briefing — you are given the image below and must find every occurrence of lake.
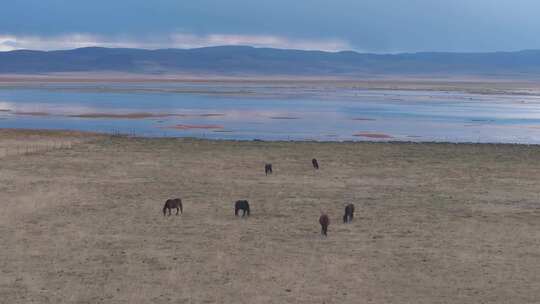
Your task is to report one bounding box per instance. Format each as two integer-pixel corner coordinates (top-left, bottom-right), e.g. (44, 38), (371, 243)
(0, 82), (539, 143)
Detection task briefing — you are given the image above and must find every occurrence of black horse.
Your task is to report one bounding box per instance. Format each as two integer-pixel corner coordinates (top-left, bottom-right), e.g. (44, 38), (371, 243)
(163, 198), (183, 216)
(343, 203), (355, 223)
(265, 163), (273, 176)
(312, 158), (319, 170)
(235, 200), (250, 217)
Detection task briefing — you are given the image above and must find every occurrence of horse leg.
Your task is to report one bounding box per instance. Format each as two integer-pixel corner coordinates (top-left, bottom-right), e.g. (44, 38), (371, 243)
(168, 208), (172, 216)
(176, 207), (180, 215)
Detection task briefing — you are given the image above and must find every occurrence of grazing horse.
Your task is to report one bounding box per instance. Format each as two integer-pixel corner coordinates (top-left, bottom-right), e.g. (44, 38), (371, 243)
(163, 198), (183, 216)
(319, 214), (329, 236)
(312, 158), (319, 170)
(235, 200), (250, 217)
(343, 203), (355, 223)
(265, 163), (273, 175)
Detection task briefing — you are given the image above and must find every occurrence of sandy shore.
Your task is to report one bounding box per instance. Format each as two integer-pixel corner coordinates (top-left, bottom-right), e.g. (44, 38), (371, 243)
(0, 129), (539, 303)
(1, 73), (540, 96)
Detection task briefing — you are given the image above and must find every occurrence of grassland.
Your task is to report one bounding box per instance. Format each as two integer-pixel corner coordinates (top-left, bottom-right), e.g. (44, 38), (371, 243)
(0, 129), (539, 303)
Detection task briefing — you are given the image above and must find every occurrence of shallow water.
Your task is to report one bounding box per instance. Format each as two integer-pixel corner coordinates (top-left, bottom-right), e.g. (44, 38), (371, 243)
(0, 82), (540, 143)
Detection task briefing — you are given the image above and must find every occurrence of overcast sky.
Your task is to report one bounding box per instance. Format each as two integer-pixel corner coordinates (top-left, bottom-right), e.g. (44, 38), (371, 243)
(1, 0), (539, 52)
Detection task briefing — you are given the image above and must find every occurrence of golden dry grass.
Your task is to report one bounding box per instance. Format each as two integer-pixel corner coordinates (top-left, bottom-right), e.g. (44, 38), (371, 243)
(0, 130), (539, 303)
(0, 129), (102, 158)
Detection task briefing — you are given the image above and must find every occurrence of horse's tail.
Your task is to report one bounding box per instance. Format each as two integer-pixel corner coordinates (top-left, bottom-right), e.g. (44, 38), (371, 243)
(179, 200), (183, 214)
(343, 214), (347, 223)
(163, 203), (167, 216)
(246, 206), (250, 216)
(235, 206), (239, 216)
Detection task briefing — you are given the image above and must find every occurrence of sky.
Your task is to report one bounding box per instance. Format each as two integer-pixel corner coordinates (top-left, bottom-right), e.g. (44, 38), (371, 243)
(1, 0), (539, 53)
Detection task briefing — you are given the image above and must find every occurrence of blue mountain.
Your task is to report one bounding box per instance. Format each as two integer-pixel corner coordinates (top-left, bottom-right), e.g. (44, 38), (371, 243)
(1, 46), (540, 77)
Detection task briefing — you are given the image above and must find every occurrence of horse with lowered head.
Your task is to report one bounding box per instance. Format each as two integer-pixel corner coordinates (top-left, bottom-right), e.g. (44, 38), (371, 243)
(312, 158), (319, 170)
(235, 200), (250, 217)
(343, 203), (355, 223)
(319, 213), (329, 236)
(163, 198), (183, 216)
(265, 163), (273, 175)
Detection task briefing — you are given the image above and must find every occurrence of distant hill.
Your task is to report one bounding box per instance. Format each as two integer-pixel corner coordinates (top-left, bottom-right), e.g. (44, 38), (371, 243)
(1, 46), (540, 77)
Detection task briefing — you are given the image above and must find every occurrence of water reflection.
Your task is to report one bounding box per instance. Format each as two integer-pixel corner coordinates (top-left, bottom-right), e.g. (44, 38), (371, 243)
(0, 83), (539, 143)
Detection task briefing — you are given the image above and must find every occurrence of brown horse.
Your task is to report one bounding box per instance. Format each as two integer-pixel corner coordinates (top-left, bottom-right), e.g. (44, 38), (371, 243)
(163, 198), (183, 216)
(343, 203), (355, 223)
(312, 158), (319, 170)
(319, 214), (329, 236)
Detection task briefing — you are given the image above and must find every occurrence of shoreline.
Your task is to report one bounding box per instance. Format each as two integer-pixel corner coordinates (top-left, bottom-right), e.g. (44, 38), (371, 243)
(2, 127), (539, 147)
(1, 74), (540, 96)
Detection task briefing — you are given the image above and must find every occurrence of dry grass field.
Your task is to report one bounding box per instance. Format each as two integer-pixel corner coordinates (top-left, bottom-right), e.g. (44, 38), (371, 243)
(1, 129), (539, 303)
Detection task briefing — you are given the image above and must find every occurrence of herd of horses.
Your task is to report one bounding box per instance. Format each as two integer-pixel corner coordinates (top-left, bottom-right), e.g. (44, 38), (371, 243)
(163, 158), (354, 237)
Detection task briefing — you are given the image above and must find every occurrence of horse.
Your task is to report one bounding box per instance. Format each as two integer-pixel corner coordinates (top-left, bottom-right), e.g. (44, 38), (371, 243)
(343, 203), (355, 223)
(319, 214), (329, 236)
(312, 158), (319, 170)
(163, 198), (183, 216)
(235, 200), (250, 217)
(265, 163), (273, 175)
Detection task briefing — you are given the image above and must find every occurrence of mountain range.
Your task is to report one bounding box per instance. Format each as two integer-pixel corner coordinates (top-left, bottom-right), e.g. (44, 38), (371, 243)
(1, 46), (540, 77)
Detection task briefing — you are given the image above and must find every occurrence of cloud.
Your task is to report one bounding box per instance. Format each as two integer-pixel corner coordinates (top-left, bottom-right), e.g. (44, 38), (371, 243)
(172, 33), (351, 51)
(0, 34), (106, 52)
(0, 33), (351, 52)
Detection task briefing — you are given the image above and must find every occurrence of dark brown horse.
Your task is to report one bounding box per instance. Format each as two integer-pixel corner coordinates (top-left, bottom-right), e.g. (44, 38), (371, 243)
(163, 198), (183, 216)
(343, 203), (355, 223)
(235, 200), (250, 217)
(319, 213), (329, 236)
(265, 163), (273, 176)
(312, 158), (319, 170)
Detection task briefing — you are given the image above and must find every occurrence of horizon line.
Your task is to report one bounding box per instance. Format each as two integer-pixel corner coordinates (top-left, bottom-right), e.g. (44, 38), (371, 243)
(2, 45), (540, 55)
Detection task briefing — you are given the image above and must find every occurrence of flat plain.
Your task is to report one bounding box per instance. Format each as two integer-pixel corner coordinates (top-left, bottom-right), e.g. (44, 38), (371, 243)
(1, 129), (539, 303)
